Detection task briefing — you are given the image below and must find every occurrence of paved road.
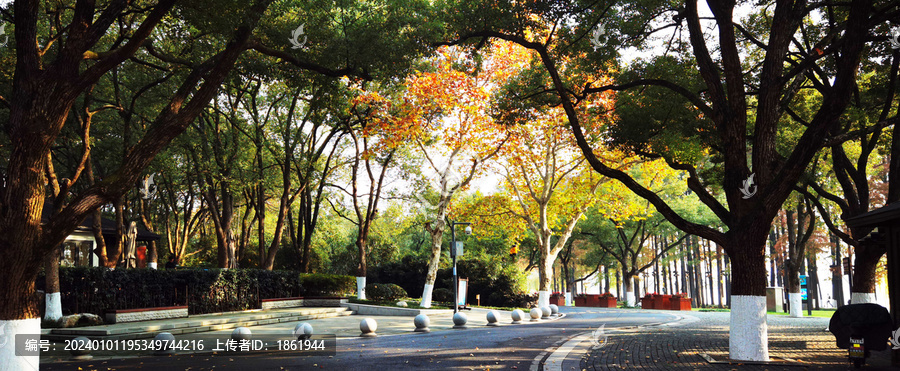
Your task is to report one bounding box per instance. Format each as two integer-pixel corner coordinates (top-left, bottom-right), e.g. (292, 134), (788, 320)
(41, 307), (678, 371)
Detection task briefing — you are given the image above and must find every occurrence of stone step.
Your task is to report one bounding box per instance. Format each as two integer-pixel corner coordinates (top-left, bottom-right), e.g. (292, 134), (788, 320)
(45, 307), (353, 341)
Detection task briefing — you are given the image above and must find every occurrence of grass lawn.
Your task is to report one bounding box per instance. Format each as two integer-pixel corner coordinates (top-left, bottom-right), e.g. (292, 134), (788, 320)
(768, 309), (836, 318)
(348, 298), (436, 309)
(694, 307), (836, 319)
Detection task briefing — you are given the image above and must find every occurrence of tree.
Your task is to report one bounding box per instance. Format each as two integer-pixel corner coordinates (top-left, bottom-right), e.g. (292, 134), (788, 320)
(798, 63), (897, 303)
(498, 113), (608, 308)
(780, 197), (817, 317)
(580, 160), (689, 305)
(436, 0), (896, 361)
(328, 85), (403, 299)
(0, 2), (273, 368)
(588, 213), (687, 306)
(0, 0), (437, 367)
(380, 44), (516, 307)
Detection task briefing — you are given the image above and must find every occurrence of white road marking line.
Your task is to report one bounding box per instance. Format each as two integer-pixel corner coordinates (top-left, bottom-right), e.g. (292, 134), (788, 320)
(535, 332), (592, 371)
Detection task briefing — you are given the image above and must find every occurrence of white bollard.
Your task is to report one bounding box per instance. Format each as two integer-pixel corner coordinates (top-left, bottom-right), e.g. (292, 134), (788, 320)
(293, 322), (314, 340)
(511, 309), (525, 324)
(549, 304), (559, 316)
(540, 306), (551, 319)
(154, 332), (176, 356)
(486, 310), (500, 326)
(530, 307), (542, 321)
(360, 318), (378, 337)
(69, 336), (93, 361)
(414, 314), (430, 333)
(231, 327), (251, 341)
(452, 312), (468, 329)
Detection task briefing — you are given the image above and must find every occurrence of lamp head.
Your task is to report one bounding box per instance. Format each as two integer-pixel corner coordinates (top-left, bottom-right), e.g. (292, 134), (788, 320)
(464, 225), (473, 235)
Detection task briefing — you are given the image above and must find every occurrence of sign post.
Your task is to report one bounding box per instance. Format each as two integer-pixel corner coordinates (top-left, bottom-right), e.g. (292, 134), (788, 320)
(448, 220), (472, 314)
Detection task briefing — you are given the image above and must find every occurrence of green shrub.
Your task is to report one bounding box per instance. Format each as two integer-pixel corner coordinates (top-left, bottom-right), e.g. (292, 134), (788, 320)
(298, 273), (355, 296)
(432, 288), (453, 303)
(365, 283), (407, 302)
(487, 291), (538, 308)
(366, 255), (429, 296)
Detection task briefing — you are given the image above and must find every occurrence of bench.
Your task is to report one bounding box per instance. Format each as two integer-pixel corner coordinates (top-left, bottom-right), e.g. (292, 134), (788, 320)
(104, 305), (189, 324)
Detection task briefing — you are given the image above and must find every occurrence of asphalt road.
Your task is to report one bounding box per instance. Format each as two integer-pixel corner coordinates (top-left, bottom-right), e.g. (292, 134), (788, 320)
(41, 307), (679, 371)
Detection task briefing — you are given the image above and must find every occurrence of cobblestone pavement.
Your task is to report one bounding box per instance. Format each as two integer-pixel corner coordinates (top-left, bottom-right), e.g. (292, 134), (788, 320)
(581, 310), (894, 370)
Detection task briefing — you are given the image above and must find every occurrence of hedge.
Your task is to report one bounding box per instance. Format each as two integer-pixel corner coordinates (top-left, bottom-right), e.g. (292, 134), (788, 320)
(41, 267), (354, 316)
(365, 283), (407, 302)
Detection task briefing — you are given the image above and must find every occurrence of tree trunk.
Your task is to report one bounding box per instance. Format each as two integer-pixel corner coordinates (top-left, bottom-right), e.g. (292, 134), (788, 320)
(420, 221), (445, 308)
(356, 234), (367, 300)
(622, 271), (635, 306)
(724, 254), (732, 307)
(92, 208), (109, 266)
(680, 251), (688, 297)
(806, 253), (820, 309)
(785, 258), (802, 317)
(831, 234), (845, 307)
(727, 236), (769, 362)
(43, 246), (62, 322)
(261, 190), (292, 270)
(616, 268), (622, 299)
(769, 230), (778, 287)
(687, 240), (698, 307)
(111, 198), (126, 267)
(717, 243), (726, 308)
(0, 248), (42, 367)
(604, 267), (610, 294)
(706, 240), (716, 307)
(257, 185), (266, 267)
(538, 243), (553, 307)
(850, 244), (880, 303)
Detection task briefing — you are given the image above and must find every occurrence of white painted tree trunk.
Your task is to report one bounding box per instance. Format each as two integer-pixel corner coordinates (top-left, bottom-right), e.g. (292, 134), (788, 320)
(788, 293), (803, 318)
(538, 290), (550, 308)
(850, 292), (876, 304)
(43, 292), (62, 322)
(420, 284), (434, 308)
(625, 292), (636, 307)
(0, 318), (40, 371)
(729, 295), (769, 362)
(356, 277), (366, 300)
(148, 262), (157, 269)
(564, 292), (573, 306)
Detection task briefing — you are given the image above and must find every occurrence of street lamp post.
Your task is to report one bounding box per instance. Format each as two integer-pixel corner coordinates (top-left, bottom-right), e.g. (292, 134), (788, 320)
(449, 220), (472, 314)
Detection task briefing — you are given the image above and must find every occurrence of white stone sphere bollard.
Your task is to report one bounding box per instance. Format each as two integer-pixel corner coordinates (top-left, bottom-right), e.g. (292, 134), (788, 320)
(486, 310), (500, 326)
(231, 327), (252, 341)
(549, 304), (559, 316)
(511, 309), (525, 324)
(540, 306), (551, 319)
(293, 322), (314, 340)
(360, 318), (378, 337)
(452, 311), (468, 329)
(414, 314), (431, 333)
(153, 332), (176, 356)
(530, 307), (542, 321)
(69, 336), (93, 361)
